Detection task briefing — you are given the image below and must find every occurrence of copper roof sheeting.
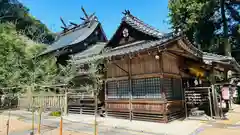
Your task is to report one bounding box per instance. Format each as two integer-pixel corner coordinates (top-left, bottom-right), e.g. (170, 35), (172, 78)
(39, 17), (100, 56)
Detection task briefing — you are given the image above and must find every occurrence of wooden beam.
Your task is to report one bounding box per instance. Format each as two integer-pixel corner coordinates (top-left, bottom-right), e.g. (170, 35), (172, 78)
(112, 62), (129, 74)
(132, 73), (163, 79)
(106, 76), (128, 81)
(106, 72), (181, 81)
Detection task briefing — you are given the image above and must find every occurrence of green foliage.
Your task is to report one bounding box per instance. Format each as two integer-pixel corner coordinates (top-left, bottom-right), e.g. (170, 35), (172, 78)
(0, 0), (55, 44)
(0, 23), (58, 91)
(50, 111), (61, 117)
(75, 56), (105, 95)
(168, 0), (240, 53)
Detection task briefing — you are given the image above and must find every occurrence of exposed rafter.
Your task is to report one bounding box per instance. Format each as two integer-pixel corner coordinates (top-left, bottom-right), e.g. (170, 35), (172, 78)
(81, 6), (89, 20)
(60, 17), (67, 28)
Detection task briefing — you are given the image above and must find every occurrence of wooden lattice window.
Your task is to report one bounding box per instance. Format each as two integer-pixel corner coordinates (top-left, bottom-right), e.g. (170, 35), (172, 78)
(132, 77), (161, 99)
(163, 78), (173, 98)
(107, 81), (118, 99)
(107, 80), (129, 99)
(117, 80), (129, 99)
(163, 78), (182, 100)
(145, 78), (161, 98)
(132, 78), (145, 98)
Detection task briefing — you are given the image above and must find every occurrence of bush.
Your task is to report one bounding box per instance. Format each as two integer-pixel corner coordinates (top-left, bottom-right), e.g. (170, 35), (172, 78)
(50, 111), (61, 117)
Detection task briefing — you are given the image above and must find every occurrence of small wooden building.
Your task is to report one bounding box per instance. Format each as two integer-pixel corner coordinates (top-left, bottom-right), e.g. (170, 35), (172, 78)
(74, 11), (202, 122)
(72, 10), (240, 122)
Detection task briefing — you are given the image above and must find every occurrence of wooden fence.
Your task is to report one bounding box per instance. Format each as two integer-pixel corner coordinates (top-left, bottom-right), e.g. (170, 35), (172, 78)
(18, 94), (66, 111)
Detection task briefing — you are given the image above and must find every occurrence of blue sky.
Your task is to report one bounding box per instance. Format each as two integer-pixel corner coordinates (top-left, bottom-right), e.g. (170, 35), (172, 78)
(19, 0), (171, 39)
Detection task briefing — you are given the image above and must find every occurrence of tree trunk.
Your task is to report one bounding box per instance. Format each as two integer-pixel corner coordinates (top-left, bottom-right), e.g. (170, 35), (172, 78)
(31, 109), (35, 135)
(221, 0), (231, 56)
(6, 105), (11, 135)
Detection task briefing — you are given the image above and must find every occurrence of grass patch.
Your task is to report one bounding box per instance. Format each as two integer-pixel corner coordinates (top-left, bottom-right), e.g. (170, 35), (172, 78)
(49, 111), (61, 117)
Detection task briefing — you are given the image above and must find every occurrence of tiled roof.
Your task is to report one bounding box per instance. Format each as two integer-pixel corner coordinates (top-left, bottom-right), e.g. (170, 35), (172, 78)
(72, 33), (186, 64)
(203, 52), (240, 72)
(71, 33), (240, 72)
(122, 14), (163, 38)
(105, 33), (178, 57)
(39, 17), (100, 56)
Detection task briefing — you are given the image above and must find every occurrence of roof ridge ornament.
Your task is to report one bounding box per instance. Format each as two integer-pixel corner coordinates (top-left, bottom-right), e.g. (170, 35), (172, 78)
(122, 10), (131, 16)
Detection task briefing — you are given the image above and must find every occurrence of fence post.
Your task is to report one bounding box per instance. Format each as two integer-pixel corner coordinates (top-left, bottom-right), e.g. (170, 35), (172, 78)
(64, 92), (68, 116)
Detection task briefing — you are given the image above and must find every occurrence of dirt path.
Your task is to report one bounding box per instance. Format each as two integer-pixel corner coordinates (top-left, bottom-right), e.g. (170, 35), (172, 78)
(0, 114), (90, 135)
(42, 128), (91, 135)
(0, 115), (33, 135)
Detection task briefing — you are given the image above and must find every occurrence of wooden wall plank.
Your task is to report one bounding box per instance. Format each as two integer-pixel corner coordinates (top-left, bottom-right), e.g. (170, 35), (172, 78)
(162, 53), (180, 74)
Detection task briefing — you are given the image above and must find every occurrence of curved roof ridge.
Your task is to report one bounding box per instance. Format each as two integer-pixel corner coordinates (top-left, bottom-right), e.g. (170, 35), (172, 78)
(122, 12), (163, 38)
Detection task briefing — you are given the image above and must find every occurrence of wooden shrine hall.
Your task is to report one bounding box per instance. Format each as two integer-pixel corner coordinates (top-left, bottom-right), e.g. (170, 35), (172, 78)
(72, 10), (240, 123)
(39, 8), (107, 115)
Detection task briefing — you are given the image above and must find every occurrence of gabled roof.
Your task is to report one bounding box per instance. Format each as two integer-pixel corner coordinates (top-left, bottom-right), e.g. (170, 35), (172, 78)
(107, 11), (164, 47)
(121, 12), (163, 38)
(39, 15), (106, 56)
(72, 33), (202, 64)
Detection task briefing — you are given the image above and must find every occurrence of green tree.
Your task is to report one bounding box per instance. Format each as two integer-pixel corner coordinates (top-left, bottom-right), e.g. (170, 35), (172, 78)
(0, 0), (55, 44)
(74, 57), (105, 135)
(0, 23), (57, 90)
(168, 0), (240, 56)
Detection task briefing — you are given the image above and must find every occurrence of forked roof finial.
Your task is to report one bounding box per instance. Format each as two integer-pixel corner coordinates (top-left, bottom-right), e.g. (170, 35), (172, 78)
(122, 10), (131, 16)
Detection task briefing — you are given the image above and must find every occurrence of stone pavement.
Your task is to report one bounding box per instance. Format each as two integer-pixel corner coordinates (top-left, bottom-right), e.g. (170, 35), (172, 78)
(191, 104), (240, 135)
(63, 114), (203, 135)
(3, 110), (204, 135)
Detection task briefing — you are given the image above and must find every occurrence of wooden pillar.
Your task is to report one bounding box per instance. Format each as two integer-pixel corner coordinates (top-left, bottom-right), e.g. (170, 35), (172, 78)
(80, 95), (83, 114)
(105, 59), (109, 117)
(128, 57), (132, 121)
(104, 80), (108, 117)
(208, 87), (213, 118)
(64, 90), (68, 116)
(159, 52), (168, 122)
(211, 63), (220, 118)
(128, 57), (133, 121)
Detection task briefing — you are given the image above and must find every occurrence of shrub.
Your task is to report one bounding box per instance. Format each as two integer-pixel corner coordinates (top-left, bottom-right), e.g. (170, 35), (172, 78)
(50, 111), (61, 117)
